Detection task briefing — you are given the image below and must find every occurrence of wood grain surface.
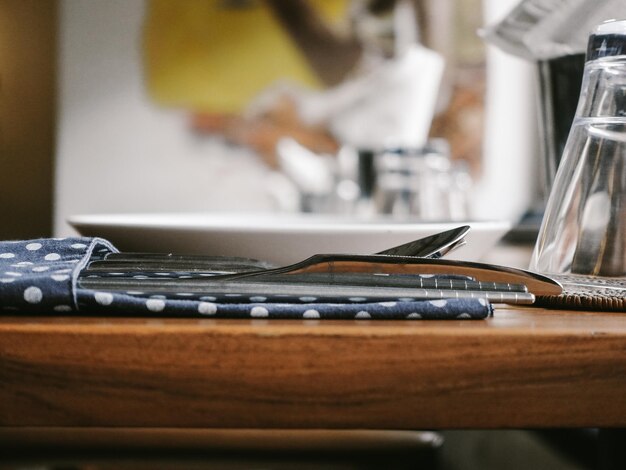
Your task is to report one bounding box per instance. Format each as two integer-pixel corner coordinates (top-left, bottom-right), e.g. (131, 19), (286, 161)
(2, 307), (626, 429)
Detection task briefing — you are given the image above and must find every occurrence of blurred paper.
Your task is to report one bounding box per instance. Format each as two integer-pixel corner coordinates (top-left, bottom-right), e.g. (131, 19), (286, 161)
(481, 0), (626, 60)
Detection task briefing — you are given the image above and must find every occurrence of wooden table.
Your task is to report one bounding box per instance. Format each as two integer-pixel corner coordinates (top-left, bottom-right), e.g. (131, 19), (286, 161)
(2, 242), (626, 469)
(2, 306), (626, 431)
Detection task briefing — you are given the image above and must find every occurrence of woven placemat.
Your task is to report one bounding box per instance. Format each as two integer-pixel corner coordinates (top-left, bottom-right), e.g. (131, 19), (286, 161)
(536, 274), (626, 312)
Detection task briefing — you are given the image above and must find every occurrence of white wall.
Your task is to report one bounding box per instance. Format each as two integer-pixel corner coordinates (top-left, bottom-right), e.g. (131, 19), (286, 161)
(55, 0), (275, 236)
(471, 0), (540, 222)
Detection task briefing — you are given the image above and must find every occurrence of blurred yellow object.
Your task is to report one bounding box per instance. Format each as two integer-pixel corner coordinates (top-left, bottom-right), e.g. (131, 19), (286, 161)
(144, 0), (348, 113)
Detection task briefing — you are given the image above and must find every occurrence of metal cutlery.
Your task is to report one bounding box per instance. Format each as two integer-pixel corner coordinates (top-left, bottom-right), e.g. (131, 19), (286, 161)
(85, 226), (470, 274)
(78, 225), (561, 305)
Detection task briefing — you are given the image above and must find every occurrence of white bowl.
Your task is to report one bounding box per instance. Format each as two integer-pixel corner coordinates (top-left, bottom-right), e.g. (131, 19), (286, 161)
(69, 213), (510, 265)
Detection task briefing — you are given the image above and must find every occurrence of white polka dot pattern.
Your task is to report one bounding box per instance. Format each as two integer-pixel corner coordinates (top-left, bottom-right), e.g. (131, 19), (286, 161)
(198, 302), (217, 315)
(0, 236), (118, 313)
(95, 292), (114, 306)
(303, 309), (320, 319)
(23, 286), (43, 304)
(146, 298), (166, 312)
(0, 237), (493, 319)
(250, 306), (269, 318)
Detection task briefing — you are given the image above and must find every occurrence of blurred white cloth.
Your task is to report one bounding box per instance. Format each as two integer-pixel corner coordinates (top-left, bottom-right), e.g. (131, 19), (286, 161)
(249, 44), (444, 151)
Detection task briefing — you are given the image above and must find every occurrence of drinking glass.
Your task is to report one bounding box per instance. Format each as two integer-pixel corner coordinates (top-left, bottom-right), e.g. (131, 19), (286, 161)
(530, 20), (626, 276)
(530, 121), (626, 275)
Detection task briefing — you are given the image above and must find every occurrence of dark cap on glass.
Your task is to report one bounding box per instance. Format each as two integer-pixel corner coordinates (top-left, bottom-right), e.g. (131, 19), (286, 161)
(586, 19), (626, 61)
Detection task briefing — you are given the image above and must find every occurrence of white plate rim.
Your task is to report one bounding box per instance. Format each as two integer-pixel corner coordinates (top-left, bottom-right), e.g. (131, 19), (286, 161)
(69, 212), (510, 234)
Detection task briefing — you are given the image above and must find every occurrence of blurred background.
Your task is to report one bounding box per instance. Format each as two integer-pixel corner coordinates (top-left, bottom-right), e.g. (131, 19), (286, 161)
(0, 0), (541, 239)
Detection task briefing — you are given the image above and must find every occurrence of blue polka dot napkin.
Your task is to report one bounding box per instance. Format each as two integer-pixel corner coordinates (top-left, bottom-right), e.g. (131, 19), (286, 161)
(0, 237), (115, 314)
(0, 238), (493, 319)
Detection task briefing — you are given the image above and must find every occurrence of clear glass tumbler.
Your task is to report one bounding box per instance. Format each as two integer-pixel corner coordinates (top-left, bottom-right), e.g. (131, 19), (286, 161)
(530, 20), (626, 276)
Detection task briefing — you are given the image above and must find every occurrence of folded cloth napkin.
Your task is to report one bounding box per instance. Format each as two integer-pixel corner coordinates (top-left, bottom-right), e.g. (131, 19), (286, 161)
(0, 238), (493, 319)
